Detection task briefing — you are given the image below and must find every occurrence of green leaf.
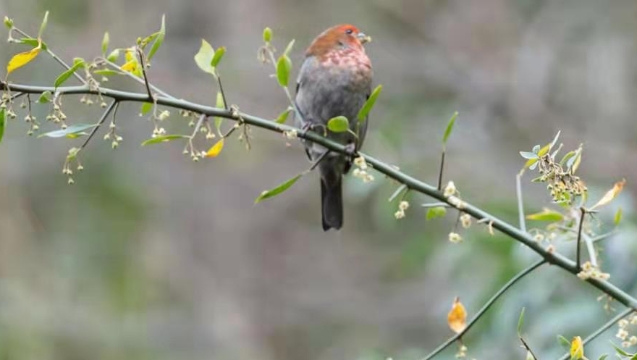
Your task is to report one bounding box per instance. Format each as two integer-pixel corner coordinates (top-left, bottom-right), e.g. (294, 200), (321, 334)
(283, 39), (295, 57)
(4, 16), (14, 29)
(276, 55), (292, 87)
(147, 14), (165, 61)
(101, 32), (109, 56)
(38, 124), (97, 138)
(211, 46), (226, 68)
(37, 91), (52, 103)
(263, 27), (272, 43)
(557, 335), (570, 348)
(426, 206), (447, 220)
(549, 130), (561, 151)
(327, 116), (349, 133)
(140, 102), (153, 116)
(560, 150), (576, 166)
(357, 84), (382, 122)
(38, 11), (49, 39)
(526, 209), (564, 222)
(93, 69), (121, 76)
(442, 111), (458, 145)
(16, 37), (48, 50)
(54, 59), (85, 88)
(275, 107), (293, 124)
(597, 355), (608, 360)
(611, 343), (632, 356)
(141, 134), (189, 146)
(517, 308), (525, 335)
(0, 108), (5, 144)
(614, 207), (623, 226)
(106, 49), (120, 62)
(215, 91), (224, 133)
(194, 39), (215, 75)
(520, 151), (538, 160)
(255, 173), (303, 203)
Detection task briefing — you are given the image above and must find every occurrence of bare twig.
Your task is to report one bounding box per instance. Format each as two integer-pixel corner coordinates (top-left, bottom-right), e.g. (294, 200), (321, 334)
(516, 171), (527, 233)
(576, 207), (587, 271)
(136, 47), (155, 102)
(80, 101), (118, 150)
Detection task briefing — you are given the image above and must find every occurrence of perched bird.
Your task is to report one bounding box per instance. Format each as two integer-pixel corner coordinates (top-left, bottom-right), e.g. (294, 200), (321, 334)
(295, 24), (373, 231)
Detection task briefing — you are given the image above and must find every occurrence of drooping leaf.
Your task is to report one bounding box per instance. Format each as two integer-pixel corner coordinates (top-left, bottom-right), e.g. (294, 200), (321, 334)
(442, 111), (459, 146)
(7, 44), (41, 74)
(147, 14), (166, 61)
(263, 27), (272, 43)
(357, 85), (382, 122)
(206, 139), (224, 157)
(140, 102), (153, 116)
(215, 91), (224, 133)
(38, 124), (97, 138)
(526, 208), (564, 222)
(211, 46), (226, 68)
(54, 58), (85, 88)
(447, 297), (467, 334)
(426, 206), (447, 220)
(327, 116), (349, 133)
(276, 55), (292, 87)
(254, 173), (303, 203)
(37, 91), (52, 103)
(614, 207), (623, 226)
(141, 134), (189, 146)
(16, 37), (48, 50)
(275, 107), (293, 124)
(102, 32), (109, 56)
(591, 179), (626, 210)
(194, 39), (215, 75)
(0, 108), (5, 144)
(570, 336), (584, 360)
(38, 11), (49, 39)
(517, 308), (525, 335)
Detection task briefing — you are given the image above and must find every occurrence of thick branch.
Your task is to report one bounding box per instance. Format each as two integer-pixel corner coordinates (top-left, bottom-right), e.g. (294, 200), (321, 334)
(2, 80), (637, 313)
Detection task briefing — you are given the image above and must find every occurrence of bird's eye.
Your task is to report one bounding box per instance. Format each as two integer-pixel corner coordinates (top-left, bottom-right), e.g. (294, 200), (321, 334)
(345, 29), (353, 35)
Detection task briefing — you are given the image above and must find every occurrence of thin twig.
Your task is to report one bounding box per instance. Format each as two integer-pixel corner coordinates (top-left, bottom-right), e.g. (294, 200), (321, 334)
(136, 48), (155, 102)
(576, 207), (586, 271)
(437, 150), (445, 191)
(519, 336), (539, 360)
(216, 74), (228, 110)
(80, 101), (117, 150)
(556, 307), (634, 360)
(309, 151), (330, 172)
(104, 60), (175, 99)
(420, 202), (450, 208)
(388, 184), (408, 202)
(516, 171), (527, 233)
(421, 259), (546, 360)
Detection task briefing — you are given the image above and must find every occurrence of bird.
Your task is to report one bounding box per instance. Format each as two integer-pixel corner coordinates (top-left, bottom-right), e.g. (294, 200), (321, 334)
(294, 24), (373, 231)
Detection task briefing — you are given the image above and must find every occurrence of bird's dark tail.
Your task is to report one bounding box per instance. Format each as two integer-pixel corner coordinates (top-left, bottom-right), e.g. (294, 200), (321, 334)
(320, 173), (343, 231)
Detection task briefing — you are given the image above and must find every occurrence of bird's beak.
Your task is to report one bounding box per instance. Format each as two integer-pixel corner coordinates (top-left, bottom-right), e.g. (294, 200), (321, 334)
(357, 32), (372, 44)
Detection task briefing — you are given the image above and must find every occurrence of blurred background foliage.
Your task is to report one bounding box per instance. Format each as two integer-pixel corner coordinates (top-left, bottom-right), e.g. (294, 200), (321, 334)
(0, 0), (636, 359)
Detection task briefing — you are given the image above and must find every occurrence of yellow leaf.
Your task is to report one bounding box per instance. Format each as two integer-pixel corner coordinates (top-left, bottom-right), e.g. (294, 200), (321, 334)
(206, 139), (224, 158)
(591, 179), (626, 210)
(569, 336), (584, 360)
(7, 44), (41, 74)
(447, 297), (467, 334)
(120, 60), (137, 73)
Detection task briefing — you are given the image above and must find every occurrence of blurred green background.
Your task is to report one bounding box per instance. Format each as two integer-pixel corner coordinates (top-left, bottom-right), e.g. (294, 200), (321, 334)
(1, 0), (636, 359)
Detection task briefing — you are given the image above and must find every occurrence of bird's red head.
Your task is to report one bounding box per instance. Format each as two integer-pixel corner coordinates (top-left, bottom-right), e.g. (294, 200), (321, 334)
(306, 24), (371, 58)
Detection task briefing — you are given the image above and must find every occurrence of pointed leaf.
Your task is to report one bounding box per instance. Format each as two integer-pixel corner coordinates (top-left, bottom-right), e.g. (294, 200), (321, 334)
(215, 91), (224, 133)
(254, 173), (303, 203)
(327, 116), (349, 133)
(549, 130), (561, 151)
(611, 343), (631, 356)
(106, 49), (120, 62)
(7, 44), (41, 74)
(38, 11), (49, 39)
(16, 37), (48, 50)
(591, 179), (626, 210)
(0, 108), (5, 144)
(560, 150), (577, 166)
(447, 297), (467, 334)
(38, 124), (97, 138)
(194, 39), (215, 75)
(141, 134), (189, 146)
(206, 139), (224, 157)
(614, 207), (623, 226)
(442, 111), (458, 145)
(37, 91), (52, 103)
(54, 59), (85, 88)
(139, 102), (153, 116)
(557, 335), (571, 348)
(147, 14), (165, 61)
(275, 107), (293, 124)
(526, 208), (564, 222)
(283, 39), (295, 57)
(102, 32), (109, 56)
(276, 55), (292, 87)
(93, 69), (121, 76)
(426, 206), (447, 220)
(532, 144), (540, 154)
(520, 151), (538, 160)
(211, 46), (226, 68)
(517, 308), (525, 335)
(597, 355), (608, 360)
(357, 84), (382, 122)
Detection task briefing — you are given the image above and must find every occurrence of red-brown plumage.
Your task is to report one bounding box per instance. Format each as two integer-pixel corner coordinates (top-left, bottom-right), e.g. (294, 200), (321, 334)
(295, 24), (373, 231)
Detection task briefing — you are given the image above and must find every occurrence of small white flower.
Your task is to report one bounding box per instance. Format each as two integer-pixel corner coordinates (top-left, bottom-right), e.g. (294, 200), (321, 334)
(444, 181), (457, 197)
(283, 129), (298, 139)
(460, 213), (472, 229)
(399, 201), (409, 211)
(448, 232), (462, 243)
(617, 329), (629, 340)
(394, 210), (405, 219)
(354, 156), (367, 170)
(158, 110), (170, 121)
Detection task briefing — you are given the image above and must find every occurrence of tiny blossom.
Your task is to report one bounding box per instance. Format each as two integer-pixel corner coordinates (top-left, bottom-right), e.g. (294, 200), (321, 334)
(158, 110), (170, 121)
(622, 341), (631, 348)
(545, 244), (555, 253)
(533, 233), (544, 242)
(449, 232), (462, 243)
(619, 319), (629, 328)
(283, 129), (298, 139)
(460, 213), (472, 228)
(617, 329), (629, 340)
(444, 181), (457, 197)
(67, 178), (75, 185)
(354, 156), (367, 170)
(630, 336), (637, 346)
(363, 173), (374, 183)
(630, 313), (637, 325)
(394, 210), (405, 219)
(399, 201), (409, 211)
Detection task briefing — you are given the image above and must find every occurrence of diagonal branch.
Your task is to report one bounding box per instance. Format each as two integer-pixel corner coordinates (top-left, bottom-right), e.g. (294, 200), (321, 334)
(2, 80), (637, 315)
